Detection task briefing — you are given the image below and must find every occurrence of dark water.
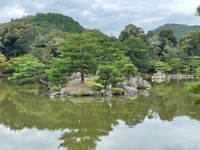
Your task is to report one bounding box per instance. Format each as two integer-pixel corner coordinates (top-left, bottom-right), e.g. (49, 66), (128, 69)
(0, 79), (200, 150)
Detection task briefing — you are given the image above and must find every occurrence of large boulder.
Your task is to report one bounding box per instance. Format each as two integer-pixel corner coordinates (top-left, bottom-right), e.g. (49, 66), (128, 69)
(60, 88), (68, 97)
(68, 72), (81, 80)
(129, 76), (151, 89)
(123, 86), (137, 95)
(116, 76), (151, 94)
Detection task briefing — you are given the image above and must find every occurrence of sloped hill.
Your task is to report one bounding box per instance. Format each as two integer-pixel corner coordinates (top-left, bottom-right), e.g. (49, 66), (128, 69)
(4, 13), (84, 34)
(152, 23), (200, 39)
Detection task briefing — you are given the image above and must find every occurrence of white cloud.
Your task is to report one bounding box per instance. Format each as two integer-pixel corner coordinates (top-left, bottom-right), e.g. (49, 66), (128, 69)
(0, 5), (27, 22)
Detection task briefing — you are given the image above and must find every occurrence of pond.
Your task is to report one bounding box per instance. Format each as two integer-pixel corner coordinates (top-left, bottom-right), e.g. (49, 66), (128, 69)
(0, 79), (200, 150)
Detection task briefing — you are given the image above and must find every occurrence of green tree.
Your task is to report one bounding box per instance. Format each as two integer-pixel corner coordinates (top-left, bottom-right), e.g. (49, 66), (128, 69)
(31, 29), (68, 58)
(155, 61), (172, 73)
(195, 67), (200, 77)
(9, 60), (45, 85)
(170, 58), (182, 75)
(180, 31), (200, 57)
(5, 54), (38, 74)
(46, 58), (68, 86)
(118, 24), (145, 42)
(158, 29), (177, 47)
(188, 56), (200, 77)
(0, 22), (37, 58)
(59, 32), (99, 83)
(122, 36), (150, 72)
(152, 29), (179, 63)
(122, 64), (138, 79)
(97, 65), (123, 88)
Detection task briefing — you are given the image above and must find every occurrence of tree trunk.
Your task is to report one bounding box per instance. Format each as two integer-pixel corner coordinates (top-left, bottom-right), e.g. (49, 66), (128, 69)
(176, 68), (179, 83)
(37, 78), (50, 86)
(104, 83), (106, 89)
(80, 67), (84, 84)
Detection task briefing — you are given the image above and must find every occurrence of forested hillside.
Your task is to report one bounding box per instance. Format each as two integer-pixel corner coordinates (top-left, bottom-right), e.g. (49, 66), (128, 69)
(151, 24), (200, 39)
(0, 13), (84, 58)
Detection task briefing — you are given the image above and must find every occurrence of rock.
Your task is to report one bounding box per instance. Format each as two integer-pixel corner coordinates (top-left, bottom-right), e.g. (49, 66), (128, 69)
(50, 92), (60, 98)
(116, 76), (150, 95)
(70, 72), (81, 80)
(129, 76), (151, 89)
(60, 88), (68, 97)
(69, 88), (82, 96)
(88, 90), (94, 96)
(123, 86), (137, 95)
(100, 89), (106, 96)
(105, 90), (113, 97)
(116, 82), (127, 88)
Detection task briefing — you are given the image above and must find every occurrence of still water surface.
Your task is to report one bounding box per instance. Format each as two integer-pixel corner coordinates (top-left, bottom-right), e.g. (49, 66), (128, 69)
(0, 79), (200, 150)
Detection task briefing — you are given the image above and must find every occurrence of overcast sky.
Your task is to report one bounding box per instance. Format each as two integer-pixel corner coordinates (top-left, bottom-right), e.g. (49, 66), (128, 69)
(0, 0), (199, 37)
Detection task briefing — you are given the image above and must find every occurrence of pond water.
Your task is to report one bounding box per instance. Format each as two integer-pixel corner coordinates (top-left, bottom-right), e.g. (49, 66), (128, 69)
(0, 79), (200, 150)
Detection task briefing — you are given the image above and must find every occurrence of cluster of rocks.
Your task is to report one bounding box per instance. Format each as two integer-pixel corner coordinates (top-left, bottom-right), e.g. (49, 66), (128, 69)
(50, 88), (118, 98)
(50, 76), (151, 98)
(152, 71), (194, 83)
(117, 76), (151, 95)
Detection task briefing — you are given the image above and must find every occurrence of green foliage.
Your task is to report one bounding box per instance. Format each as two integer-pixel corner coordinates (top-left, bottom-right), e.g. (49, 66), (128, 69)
(181, 65), (190, 74)
(155, 61), (172, 73)
(180, 31), (200, 56)
(33, 13), (84, 33)
(188, 56), (200, 75)
(170, 58), (183, 73)
(91, 83), (103, 91)
(122, 36), (150, 72)
(0, 52), (6, 72)
(0, 22), (37, 58)
(195, 67), (200, 77)
(187, 81), (200, 94)
(118, 24), (145, 42)
(12, 13), (84, 34)
(0, 13), (84, 59)
(5, 54), (38, 74)
(97, 65), (123, 88)
(122, 64), (138, 78)
(2, 13), (200, 84)
(32, 29), (68, 57)
(30, 47), (53, 67)
(187, 80), (200, 106)
(188, 56), (200, 67)
(9, 60), (45, 85)
(159, 29), (177, 47)
(59, 31), (109, 83)
(111, 88), (124, 95)
(46, 58), (68, 86)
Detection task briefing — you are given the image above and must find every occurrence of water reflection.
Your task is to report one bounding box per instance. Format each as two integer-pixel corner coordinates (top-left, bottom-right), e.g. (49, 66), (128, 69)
(0, 79), (200, 150)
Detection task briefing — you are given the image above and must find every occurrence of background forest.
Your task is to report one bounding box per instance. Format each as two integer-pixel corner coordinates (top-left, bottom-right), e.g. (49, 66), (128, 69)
(0, 9), (200, 89)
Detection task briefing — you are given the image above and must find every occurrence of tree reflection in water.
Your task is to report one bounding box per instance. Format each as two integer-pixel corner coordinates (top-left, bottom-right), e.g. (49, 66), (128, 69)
(0, 79), (200, 150)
